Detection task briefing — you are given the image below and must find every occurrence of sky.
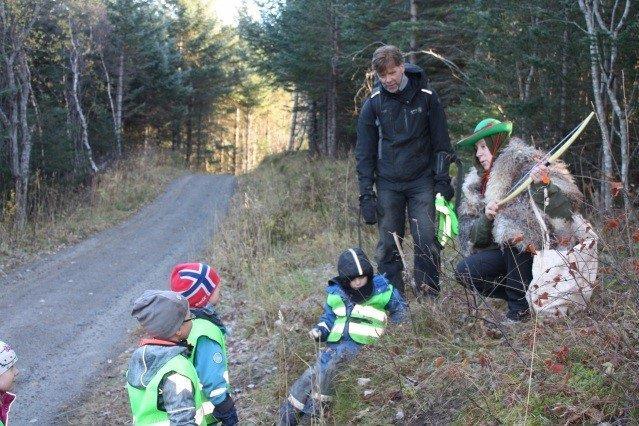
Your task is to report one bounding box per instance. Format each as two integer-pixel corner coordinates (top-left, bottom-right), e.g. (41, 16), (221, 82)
(210, 0), (260, 26)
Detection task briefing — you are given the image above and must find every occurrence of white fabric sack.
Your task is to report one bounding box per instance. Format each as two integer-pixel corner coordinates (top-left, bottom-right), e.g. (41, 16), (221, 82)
(526, 194), (598, 318)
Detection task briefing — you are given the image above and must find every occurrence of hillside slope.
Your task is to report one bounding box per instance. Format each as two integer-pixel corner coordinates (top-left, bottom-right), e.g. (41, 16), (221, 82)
(212, 151), (639, 424)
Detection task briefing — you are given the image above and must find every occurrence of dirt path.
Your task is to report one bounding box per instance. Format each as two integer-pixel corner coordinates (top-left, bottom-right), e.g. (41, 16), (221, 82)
(0, 174), (236, 424)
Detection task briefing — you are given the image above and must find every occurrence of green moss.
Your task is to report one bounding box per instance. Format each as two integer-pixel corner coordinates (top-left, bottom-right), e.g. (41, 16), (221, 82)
(568, 363), (606, 396)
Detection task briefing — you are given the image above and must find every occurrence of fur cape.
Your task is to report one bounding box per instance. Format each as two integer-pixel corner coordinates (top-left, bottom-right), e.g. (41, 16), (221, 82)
(458, 137), (589, 255)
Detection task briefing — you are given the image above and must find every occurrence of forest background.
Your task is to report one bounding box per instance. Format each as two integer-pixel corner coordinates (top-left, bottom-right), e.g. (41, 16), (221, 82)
(2, 0), (638, 231)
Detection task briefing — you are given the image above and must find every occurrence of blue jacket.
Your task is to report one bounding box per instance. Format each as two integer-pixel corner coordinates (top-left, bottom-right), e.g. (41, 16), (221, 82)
(314, 274), (407, 343)
(191, 308), (230, 406)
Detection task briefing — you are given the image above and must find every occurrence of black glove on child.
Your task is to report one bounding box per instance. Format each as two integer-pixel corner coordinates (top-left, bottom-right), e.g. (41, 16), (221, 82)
(359, 194), (377, 225)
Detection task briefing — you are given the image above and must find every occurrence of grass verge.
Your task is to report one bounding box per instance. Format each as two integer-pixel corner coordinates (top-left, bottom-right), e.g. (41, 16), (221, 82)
(210, 151), (639, 424)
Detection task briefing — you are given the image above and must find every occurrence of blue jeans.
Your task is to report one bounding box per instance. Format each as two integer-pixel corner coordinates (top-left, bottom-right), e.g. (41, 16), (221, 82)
(285, 340), (361, 415)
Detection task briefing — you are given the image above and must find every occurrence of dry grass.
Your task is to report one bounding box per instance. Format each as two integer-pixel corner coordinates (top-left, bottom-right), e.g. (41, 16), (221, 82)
(0, 149), (184, 273)
(208, 150), (639, 424)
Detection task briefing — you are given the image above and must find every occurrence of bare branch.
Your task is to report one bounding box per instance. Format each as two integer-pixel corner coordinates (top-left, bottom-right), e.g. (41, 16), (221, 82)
(615, 0), (631, 33)
(593, 0), (612, 35)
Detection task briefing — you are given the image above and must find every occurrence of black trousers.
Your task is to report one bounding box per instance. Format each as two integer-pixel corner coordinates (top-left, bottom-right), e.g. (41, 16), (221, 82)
(454, 246), (533, 316)
(376, 183), (439, 295)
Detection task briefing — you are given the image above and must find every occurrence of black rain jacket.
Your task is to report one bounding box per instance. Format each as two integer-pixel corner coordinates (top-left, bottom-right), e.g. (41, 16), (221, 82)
(355, 64), (452, 195)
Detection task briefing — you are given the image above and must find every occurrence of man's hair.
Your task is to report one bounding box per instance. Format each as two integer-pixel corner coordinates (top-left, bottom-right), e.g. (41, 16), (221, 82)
(372, 45), (404, 73)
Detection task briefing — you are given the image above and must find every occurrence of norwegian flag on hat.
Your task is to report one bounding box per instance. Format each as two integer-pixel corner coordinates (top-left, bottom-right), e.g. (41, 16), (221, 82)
(170, 263), (221, 308)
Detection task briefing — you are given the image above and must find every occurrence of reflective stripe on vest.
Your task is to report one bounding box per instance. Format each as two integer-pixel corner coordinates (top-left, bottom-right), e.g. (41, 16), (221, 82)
(126, 350), (205, 425)
(326, 286), (394, 345)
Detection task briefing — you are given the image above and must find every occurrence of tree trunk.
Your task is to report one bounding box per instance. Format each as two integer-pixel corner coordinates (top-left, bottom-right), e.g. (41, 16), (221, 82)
(68, 18), (98, 173)
(195, 115), (203, 167)
(115, 53), (124, 156)
(326, 4), (339, 158)
(244, 110), (251, 172)
(14, 52), (33, 229)
(559, 28), (568, 134)
(409, 0), (418, 64)
(171, 119), (181, 151)
(287, 91), (299, 151)
(63, 75), (83, 175)
(578, 0), (631, 209)
(307, 100), (320, 157)
(186, 114), (193, 166)
(100, 50), (123, 158)
(0, 2), (42, 229)
(233, 107), (240, 174)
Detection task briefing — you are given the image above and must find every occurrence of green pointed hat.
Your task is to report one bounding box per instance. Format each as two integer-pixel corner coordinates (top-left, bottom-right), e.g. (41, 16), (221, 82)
(457, 118), (513, 150)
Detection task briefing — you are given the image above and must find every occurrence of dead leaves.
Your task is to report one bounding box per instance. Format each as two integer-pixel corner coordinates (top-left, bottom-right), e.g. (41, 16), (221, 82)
(554, 345), (570, 363)
(610, 180), (623, 197)
(633, 229), (639, 243)
(555, 234), (573, 247)
(603, 218), (620, 231)
(545, 358), (565, 374)
(543, 345), (570, 375)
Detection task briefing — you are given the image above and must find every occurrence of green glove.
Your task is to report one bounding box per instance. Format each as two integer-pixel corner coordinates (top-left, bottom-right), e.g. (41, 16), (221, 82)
(435, 193), (459, 247)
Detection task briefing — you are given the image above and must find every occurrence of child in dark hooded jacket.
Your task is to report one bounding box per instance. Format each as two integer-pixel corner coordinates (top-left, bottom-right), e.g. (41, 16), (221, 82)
(278, 247), (407, 425)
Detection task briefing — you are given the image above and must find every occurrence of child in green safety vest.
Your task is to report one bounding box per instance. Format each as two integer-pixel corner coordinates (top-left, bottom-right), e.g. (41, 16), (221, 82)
(278, 248), (408, 426)
(170, 263), (237, 425)
(126, 290), (207, 425)
(0, 340), (18, 426)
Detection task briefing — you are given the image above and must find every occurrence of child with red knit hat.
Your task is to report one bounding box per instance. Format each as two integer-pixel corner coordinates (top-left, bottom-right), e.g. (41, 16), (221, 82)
(170, 263), (237, 425)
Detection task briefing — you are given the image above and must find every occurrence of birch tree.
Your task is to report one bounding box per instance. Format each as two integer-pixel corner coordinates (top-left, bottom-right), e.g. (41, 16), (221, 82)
(578, 0), (633, 209)
(66, 7), (99, 173)
(0, 1), (47, 228)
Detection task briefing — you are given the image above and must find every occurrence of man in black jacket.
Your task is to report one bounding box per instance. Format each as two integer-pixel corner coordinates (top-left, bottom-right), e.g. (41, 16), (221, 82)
(355, 45), (454, 296)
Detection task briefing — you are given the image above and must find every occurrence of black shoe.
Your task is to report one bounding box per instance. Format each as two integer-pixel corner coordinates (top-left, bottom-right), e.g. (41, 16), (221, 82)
(505, 309), (531, 323)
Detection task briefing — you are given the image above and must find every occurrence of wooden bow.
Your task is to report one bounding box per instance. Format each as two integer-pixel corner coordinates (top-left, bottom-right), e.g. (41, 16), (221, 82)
(497, 112), (595, 207)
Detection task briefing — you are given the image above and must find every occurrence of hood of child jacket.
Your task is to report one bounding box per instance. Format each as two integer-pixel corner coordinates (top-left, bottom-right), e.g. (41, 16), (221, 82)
(126, 344), (189, 389)
(336, 247), (374, 281)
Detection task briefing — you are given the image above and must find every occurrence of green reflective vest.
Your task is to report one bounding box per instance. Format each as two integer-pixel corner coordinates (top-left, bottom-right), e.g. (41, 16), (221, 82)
(326, 286), (393, 345)
(186, 318), (230, 424)
(127, 351), (205, 425)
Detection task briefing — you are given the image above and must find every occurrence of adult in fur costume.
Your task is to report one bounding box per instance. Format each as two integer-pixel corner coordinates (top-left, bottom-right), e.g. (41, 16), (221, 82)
(454, 118), (588, 322)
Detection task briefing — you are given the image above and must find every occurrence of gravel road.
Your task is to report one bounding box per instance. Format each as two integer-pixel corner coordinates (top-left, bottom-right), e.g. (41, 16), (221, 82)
(0, 173), (236, 424)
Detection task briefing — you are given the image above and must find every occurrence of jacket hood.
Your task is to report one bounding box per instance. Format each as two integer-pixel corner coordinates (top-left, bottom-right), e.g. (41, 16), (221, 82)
(403, 63), (427, 81)
(337, 247), (374, 280)
(126, 343), (189, 389)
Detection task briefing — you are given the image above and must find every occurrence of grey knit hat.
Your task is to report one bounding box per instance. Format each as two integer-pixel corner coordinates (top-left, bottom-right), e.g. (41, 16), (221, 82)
(132, 290), (189, 339)
(0, 341), (17, 376)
